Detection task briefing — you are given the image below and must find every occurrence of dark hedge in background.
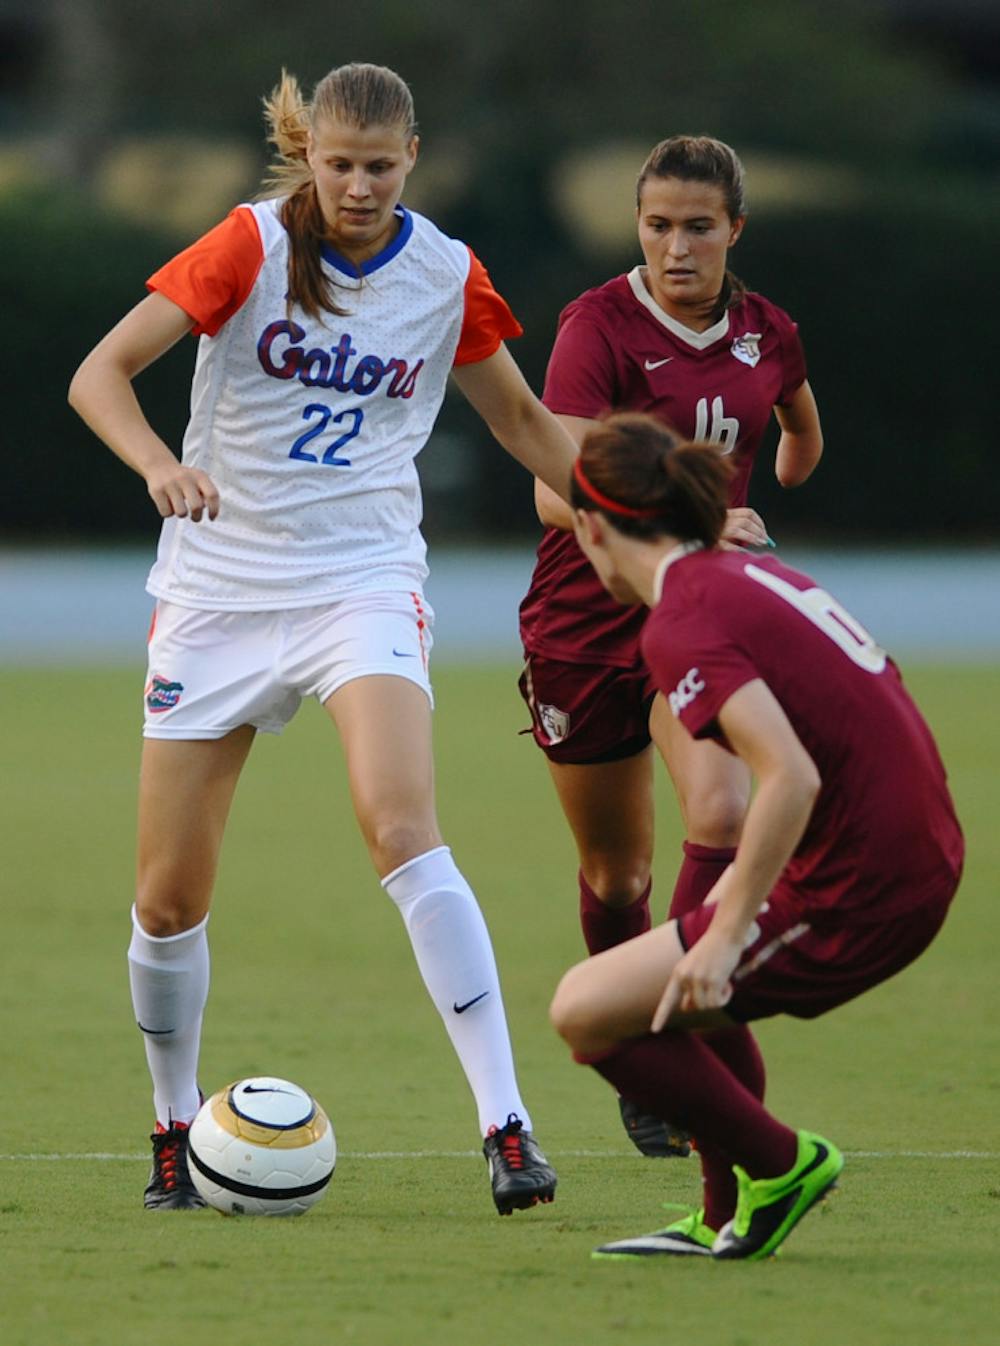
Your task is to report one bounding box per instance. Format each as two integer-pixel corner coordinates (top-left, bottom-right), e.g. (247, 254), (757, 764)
(2, 183), (994, 544)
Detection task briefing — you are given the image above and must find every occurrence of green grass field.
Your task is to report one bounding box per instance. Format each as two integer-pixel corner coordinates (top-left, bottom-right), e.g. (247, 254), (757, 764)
(2, 662), (998, 1346)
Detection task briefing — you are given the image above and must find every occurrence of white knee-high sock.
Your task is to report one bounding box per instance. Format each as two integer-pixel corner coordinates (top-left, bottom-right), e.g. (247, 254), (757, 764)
(127, 907), (209, 1128)
(382, 846), (531, 1136)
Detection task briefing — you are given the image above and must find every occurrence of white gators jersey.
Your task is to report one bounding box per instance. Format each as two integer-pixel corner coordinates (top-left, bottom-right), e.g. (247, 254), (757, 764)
(144, 200), (518, 609)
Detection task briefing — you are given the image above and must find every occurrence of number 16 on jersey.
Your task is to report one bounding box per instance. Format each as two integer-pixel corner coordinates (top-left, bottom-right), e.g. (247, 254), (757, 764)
(694, 395), (739, 454)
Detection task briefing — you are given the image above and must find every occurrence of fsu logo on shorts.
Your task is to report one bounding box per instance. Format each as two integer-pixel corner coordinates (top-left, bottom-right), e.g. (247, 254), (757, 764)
(730, 332), (762, 368)
(538, 702), (570, 744)
(145, 673), (184, 714)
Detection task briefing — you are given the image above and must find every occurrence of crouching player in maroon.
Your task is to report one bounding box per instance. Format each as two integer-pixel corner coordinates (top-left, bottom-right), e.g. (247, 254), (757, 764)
(549, 414), (964, 1261)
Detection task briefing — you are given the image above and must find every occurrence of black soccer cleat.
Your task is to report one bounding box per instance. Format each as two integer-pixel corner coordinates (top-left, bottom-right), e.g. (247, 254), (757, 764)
(619, 1096), (692, 1158)
(483, 1114), (557, 1215)
(143, 1120), (207, 1211)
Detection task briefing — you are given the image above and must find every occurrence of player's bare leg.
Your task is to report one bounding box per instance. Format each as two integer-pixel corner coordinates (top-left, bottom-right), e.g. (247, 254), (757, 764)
(551, 926), (839, 1260)
(136, 728), (255, 934)
(651, 693), (750, 849)
(325, 674), (556, 1213)
(652, 693), (749, 915)
(323, 674), (442, 877)
(547, 748), (655, 944)
(130, 727), (255, 1208)
(552, 919), (719, 1053)
(547, 747), (688, 1157)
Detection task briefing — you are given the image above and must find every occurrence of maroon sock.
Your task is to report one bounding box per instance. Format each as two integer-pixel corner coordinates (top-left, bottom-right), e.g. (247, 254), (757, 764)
(702, 1025), (766, 1099)
(578, 870), (651, 955)
(668, 842), (737, 919)
(585, 1031), (796, 1181)
(696, 1026), (767, 1229)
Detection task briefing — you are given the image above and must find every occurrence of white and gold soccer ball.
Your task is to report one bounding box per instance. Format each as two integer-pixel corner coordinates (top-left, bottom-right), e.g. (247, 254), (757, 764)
(188, 1077), (336, 1215)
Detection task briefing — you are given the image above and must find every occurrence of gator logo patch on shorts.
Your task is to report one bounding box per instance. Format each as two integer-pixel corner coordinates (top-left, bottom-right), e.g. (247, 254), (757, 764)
(145, 674), (184, 714)
(538, 702), (570, 744)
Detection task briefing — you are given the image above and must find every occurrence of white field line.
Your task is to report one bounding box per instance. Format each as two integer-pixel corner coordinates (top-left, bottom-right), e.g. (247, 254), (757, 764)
(0, 1149), (996, 1162)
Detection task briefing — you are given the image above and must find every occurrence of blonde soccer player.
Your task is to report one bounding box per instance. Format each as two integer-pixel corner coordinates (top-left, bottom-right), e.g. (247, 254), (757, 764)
(69, 62), (576, 1216)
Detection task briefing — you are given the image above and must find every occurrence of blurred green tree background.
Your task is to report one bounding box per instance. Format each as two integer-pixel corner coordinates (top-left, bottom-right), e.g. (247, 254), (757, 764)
(1, 0), (997, 542)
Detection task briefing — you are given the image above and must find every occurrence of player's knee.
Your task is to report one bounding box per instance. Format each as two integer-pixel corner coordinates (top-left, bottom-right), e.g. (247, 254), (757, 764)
(581, 857), (652, 909)
(133, 897), (204, 939)
(683, 786), (748, 848)
(366, 817), (441, 877)
(135, 872), (209, 937)
(550, 964), (602, 1053)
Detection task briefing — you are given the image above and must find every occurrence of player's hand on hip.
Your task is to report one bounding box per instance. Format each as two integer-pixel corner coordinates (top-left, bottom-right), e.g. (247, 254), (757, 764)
(146, 463), (221, 522)
(651, 930), (739, 1032)
(721, 507), (768, 548)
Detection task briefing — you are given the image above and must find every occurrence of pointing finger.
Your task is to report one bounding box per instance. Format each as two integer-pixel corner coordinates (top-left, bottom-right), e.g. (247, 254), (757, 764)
(651, 974), (683, 1034)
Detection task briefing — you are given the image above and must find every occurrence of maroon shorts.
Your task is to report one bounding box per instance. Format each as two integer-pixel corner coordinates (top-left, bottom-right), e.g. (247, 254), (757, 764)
(677, 886), (954, 1022)
(518, 653), (656, 765)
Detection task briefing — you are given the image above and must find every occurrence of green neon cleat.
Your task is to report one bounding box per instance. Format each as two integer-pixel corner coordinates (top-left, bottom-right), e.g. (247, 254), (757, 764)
(712, 1129), (843, 1261)
(593, 1206), (715, 1259)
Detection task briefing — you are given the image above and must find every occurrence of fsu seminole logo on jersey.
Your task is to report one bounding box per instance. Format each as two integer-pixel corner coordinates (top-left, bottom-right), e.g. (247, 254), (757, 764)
(538, 702), (570, 744)
(730, 332), (762, 368)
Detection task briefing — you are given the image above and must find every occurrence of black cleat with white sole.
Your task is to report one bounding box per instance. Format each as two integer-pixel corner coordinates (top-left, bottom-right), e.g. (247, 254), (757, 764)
(483, 1114), (557, 1215)
(144, 1121), (206, 1211)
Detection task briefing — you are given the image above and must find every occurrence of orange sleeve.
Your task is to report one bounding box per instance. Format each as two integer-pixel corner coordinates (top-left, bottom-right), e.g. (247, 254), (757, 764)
(452, 248), (523, 366)
(145, 207), (265, 337)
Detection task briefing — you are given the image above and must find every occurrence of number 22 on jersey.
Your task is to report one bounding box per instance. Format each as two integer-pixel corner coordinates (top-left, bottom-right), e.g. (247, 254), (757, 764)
(289, 404), (364, 465)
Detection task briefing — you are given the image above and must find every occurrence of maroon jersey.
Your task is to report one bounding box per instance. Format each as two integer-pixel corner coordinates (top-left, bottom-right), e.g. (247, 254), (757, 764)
(642, 548), (964, 921)
(519, 271), (806, 667)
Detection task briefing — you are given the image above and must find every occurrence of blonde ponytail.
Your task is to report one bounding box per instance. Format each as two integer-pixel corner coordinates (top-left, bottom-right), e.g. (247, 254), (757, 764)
(259, 69), (314, 200)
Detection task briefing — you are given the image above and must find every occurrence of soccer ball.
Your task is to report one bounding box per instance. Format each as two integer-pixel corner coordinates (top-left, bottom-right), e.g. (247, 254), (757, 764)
(188, 1077), (336, 1215)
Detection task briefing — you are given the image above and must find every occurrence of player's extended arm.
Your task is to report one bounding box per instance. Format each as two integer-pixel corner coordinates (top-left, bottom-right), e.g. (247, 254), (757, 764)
(451, 345), (578, 502)
(68, 292), (220, 521)
(652, 678), (820, 1027)
(533, 415), (599, 529)
(774, 379), (823, 487)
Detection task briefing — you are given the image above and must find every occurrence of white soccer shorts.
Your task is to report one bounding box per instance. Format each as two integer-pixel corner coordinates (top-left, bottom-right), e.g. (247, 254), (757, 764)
(142, 591), (434, 739)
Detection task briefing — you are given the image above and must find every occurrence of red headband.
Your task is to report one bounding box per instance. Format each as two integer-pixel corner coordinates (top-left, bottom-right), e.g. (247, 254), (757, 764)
(572, 457), (661, 520)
